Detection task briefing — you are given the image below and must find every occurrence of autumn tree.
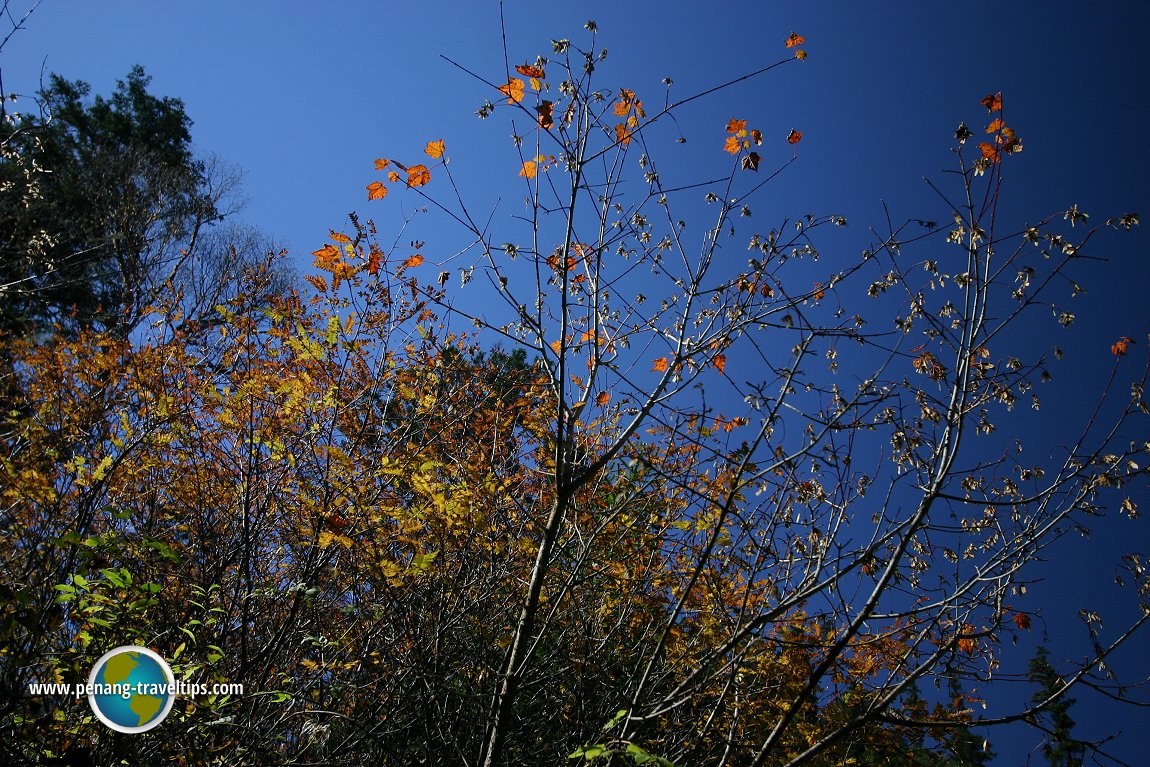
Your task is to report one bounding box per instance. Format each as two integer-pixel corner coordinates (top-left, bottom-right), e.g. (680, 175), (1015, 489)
(349, 24), (1147, 767)
(2, 19), (1147, 767)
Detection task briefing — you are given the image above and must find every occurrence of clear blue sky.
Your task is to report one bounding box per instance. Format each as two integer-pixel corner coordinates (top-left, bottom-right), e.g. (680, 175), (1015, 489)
(5, 1), (1149, 762)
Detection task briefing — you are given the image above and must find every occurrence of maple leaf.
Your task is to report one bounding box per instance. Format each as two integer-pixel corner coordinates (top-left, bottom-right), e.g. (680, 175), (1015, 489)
(374, 158), (391, 170)
(615, 124), (634, 146)
(751, 128), (763, 146)
(550, 339), (563, 355)
(741, 152), (761, 171)
(387, 171), (401, 183)
(981, 92), (1003, 112)
(406, 164), (431, 187)
(520, 161), (537, 179)
(535, 100), (554, 129)
(614, 88), (637, 116)
(652, 357), (669, 372)
(787, 129), (803, 145)
(367, 181), (387, 200)
(1111, 336), (1135, 356)
(785, 32), (805, 48)
(1013, 612), (1032, 631)
(403, 253), (424, 268)
(330, 231), (352, 243)
(713, 354), (727, 374)
(515, 63), (546, 79)
(795, 49), (807, 60)
(985, 118), (1005, 134)
(724, 136), (741, 155)
(596, 391), (611, 406)
(499, 78), (526, 104)
(424, 139), (445, 159)
(726, 118), (747, 134)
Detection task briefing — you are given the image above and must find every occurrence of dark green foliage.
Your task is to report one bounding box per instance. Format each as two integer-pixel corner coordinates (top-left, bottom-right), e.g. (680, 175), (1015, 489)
(1027, 647), (1084, 767)
(1, 66), (218, 336)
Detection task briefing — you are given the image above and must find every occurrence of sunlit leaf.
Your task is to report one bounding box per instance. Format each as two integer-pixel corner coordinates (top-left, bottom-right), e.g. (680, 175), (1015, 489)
(424, 139), (446, 159)
(981, 92), (1003, 112)
(615, 124), (634, 146)
(652, 357), (669, 372)
(1111, 336), (1135, 356)
(787, 129), (803, 145)
(595, 391), (611, 406)
(726, 118), (747, 134)
(407, 164), (432, 187)
(713, 354), (727, 374)
(520, 161), (537, 179)
(403, 253), (424, 268)
(785, 32), (805, 48)
(374, 158), (391, 170)
(515, 63), (546, 79)
(499, 78), (526, 104)
(330, 231), (352, 244)
(367, 181), (387, 200)
(751, 129), (763, 145)
(724, 136), (741, 155)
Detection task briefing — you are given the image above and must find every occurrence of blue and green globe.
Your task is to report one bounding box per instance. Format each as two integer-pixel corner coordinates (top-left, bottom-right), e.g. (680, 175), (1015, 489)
(87, 646), (175, 733)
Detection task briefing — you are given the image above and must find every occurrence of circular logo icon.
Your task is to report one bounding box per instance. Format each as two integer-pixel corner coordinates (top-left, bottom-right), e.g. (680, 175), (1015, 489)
(87, 645), (175, 733)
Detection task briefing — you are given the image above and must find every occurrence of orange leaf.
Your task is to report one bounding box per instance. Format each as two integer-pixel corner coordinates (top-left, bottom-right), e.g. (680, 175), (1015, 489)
(978, 142), (999, 162)
(330, 231), (351, 243)
(304, 274), (328, 292)
(981, 92), (1003, 112)
(596, 391), (611, 406)
(787, 129), (803, 145)
(424, 139), (445, 159)
(751, 129), (763, 145)
(1112, 336), (1135, 356)
(985, 118), (1005, 134)
(1013, 612), (1032, 631)
(515, 63), (546, 79)
(550, 339), (563, 355)
(652, 357), (669, 372)
(367, 246), (383, 275)
(813, 281), (825, 300)
(741, 152), (761, 171)
(374, 158), (391, 170)
(726, 118), (747, 134)
(785, 32), (805, 48)
(406, 164), (431, 187)
(724, 136), (741, 155)
(614, 88), (637, 116)
(795, 49), (808, 60)
(713, 354), (727, 374)
(367, 181), (387, 200)
(387, 171), (401, 183)
(520, 160), (537, 179)
(615, 123), (634, 146)
(403, 253), (424, 268)
(498, 78), (525, 104)
(535, 100), (554, 129)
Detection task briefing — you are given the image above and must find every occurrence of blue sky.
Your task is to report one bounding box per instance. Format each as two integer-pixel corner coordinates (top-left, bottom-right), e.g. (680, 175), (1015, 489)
(5, 1), (1149, 762)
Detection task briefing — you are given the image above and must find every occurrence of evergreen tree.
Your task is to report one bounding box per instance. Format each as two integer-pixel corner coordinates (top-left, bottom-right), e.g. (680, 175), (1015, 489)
(1027, 647), (1085, 767)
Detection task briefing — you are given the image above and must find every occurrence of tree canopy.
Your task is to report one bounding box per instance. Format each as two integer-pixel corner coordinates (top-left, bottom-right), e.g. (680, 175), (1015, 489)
(1, 18), (1147, 767)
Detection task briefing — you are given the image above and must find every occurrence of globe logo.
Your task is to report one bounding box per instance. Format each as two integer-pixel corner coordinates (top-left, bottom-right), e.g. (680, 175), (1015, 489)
(87, 646), (176, 733)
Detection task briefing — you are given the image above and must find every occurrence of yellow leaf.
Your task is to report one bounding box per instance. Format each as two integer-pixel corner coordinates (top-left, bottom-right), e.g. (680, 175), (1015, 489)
(795, 49), (807, 60)
(367, 181), (387, 200)
(330, 231), (351, 243)
(498, 78), (525, 104)
(424, 139), (445, 158)
(550, 339), (563, 354)
(520, 160), (537, 179)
